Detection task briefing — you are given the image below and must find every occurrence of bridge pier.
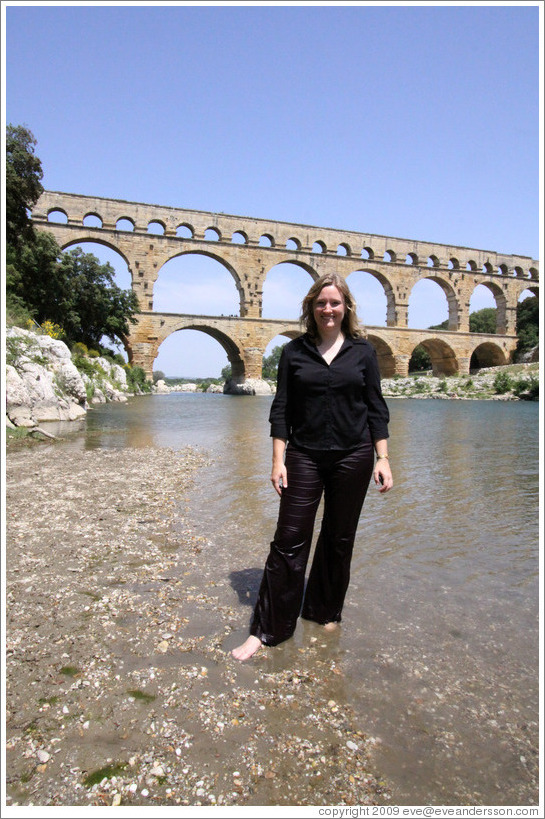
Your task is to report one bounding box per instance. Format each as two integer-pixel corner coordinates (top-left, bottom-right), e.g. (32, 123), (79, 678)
(394, 354), (410, 377)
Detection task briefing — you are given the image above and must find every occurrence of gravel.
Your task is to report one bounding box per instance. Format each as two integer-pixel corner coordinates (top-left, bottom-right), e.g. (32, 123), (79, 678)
(5, 441), (390, 807)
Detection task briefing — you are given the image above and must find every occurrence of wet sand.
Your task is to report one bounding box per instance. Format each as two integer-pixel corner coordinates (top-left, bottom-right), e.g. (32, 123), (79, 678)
(4, 441), (390, 808)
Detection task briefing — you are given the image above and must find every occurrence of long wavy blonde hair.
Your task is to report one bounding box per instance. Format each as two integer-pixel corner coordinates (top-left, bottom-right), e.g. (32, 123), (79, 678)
(300, 273), (364, 342)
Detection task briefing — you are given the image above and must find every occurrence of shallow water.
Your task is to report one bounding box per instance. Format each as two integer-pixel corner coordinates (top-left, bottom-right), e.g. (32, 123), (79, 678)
(49, 394), (540, 805)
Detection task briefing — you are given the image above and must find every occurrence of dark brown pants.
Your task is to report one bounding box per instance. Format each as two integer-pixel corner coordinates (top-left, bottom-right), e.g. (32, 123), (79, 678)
(250, 440), (374, 646)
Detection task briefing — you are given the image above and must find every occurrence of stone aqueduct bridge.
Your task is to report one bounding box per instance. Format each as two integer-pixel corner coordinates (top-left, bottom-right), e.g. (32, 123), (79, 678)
(32, 191), (539, 382)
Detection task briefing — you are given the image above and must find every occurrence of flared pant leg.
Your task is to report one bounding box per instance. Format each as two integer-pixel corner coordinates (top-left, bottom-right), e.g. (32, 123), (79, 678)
(250, 441), (374, 646)
(301, 440), (374, 625)
(250, 446), (324, 646)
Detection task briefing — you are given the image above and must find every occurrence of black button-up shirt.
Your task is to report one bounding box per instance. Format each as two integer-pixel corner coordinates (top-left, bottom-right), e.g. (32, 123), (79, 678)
(269, 334), (390, 450)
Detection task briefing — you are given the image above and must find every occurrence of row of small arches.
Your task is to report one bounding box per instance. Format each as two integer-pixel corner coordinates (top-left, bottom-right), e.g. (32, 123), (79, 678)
(44, 208), (538, 280)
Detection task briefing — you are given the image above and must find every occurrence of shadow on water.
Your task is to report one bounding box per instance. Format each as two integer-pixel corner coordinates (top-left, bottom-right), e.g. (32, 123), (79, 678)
(229, 567), (263, 608)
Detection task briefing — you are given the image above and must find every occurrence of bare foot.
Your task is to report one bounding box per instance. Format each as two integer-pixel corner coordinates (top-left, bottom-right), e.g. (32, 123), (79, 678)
(231, 635), (262, 661)
(323, 622), (338, 632)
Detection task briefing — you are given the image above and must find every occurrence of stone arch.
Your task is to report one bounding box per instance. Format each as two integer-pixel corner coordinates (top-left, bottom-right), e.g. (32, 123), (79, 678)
(176, 223), (194, 238)
(147, 220), (165, 235)
(469, 280), (507, 333)
(469, 341), (508, 370)
(286, 237), (301, 251)
(55, 235), (133, 275)
(116, 217), (135, 232)
(204, 226), (221, 241)
(412, 336), (459, 376)
(410, 273), (459, 330)
(366, 333), (396, 377)
(155, 249), (244, 316)
(262, 260), (317, 319)
(263, 325), (303, 350)
(156, 323), (245, 379)
(83, 212), (103, 228)
(47, 208), (68, 223)
(519, 284), (539, 299)
(346, 268), (394, 327)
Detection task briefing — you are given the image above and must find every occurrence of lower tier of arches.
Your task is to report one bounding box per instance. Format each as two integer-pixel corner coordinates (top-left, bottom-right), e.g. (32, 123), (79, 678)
(125, 313), (518, 381)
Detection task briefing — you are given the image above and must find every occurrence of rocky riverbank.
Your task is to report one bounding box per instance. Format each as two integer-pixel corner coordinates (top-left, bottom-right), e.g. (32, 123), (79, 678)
(5, 325), (539, 439)
(5, 327), (135, 430)
(380, 362), (539, 401)
(5, 442), (390, 808)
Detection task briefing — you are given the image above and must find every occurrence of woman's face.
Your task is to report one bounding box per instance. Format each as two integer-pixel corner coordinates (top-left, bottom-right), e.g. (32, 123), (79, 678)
(313, 284), (346, 336)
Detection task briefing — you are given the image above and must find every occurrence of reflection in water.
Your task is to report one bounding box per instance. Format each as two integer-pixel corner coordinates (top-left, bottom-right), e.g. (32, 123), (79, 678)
(54, 394), (539, 805)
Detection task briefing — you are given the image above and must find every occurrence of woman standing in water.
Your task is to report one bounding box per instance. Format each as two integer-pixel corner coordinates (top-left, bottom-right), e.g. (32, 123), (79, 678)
(232, 273), (393, 661)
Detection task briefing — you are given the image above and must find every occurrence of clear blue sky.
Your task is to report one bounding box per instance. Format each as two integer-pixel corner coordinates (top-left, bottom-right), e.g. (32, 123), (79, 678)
(3, 1), (541, 377)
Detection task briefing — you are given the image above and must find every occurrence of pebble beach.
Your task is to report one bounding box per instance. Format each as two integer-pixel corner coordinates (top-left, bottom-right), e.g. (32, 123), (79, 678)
(4, 441), (390, 809)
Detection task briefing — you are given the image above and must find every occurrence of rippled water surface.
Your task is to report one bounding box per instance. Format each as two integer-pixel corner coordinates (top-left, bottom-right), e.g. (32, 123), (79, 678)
(59, 394), (540, 805)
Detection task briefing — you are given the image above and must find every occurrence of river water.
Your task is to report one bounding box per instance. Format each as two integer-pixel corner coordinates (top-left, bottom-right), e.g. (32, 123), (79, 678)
(51, 395), (540, 805)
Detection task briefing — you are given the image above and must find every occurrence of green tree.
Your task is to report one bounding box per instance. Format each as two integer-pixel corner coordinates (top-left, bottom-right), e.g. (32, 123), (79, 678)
(7, 231), (67, 321)
(409, 345), (431, 372)
(7, 235), (139, 348)
(469, 307), (497, 334)
(5, 124), (139, 348)
(516, 296), (539, 356)
(6, 124), (44, 246)
(56, 247), (139, 348)
(262, 344), (285, 380)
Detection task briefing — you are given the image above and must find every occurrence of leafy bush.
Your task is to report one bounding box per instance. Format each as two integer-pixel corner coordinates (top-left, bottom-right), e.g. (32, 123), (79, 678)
(6, 333), (47, 367)
(6, 286), (36, 328)
(493, 371), (513, 394)
(72, 355), (103, 378)
(85, 382), (95, 403)
(513, 376), (539, 400)
(38, 319), (65, 340)
(124, 365), (151, 393)
(71, 341), (88, 357)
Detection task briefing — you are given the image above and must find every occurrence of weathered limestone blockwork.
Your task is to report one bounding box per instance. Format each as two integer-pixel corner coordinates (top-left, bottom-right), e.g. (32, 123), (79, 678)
(33, 191), (539, 380)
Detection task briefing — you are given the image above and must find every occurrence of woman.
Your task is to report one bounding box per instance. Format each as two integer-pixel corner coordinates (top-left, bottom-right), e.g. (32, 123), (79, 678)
(232, 273), (393, 661)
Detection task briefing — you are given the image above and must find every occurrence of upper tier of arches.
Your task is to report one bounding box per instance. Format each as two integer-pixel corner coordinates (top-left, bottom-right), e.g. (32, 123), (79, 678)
(34, 190), (538, 281)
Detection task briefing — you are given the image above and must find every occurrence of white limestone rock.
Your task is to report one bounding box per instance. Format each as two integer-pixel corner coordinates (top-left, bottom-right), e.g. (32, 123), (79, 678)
(224, 378), (272, 395)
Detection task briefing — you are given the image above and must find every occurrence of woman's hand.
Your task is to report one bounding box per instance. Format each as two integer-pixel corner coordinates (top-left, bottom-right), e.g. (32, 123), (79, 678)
(374, 459), (393, 494)
(271, 437), (287, 496)
(271, 461), (288, 496)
